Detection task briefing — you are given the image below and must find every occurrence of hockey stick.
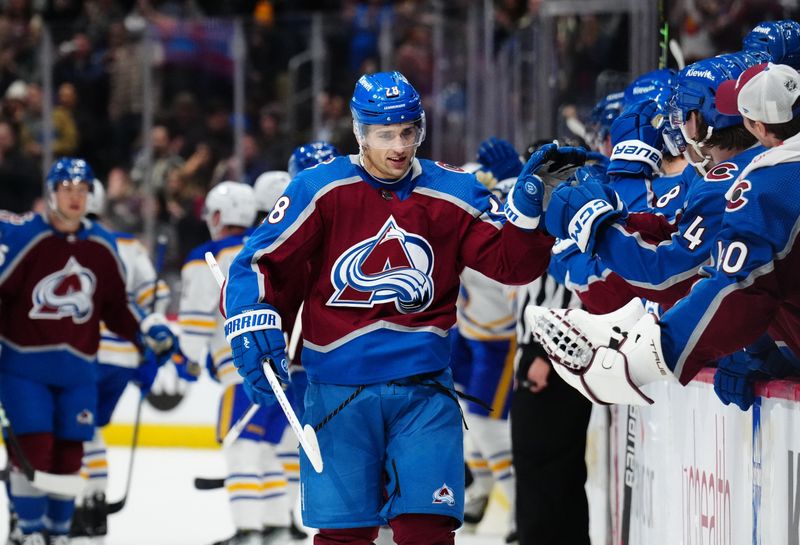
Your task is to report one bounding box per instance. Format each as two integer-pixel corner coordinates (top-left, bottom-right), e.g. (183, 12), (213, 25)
(0, 402), (86, 496)
(219, 302), (305, 450)
(669, 39), (685, 70)
(620, 404), (637, 545)
(107, 233), (169, 514)
(205, 252), (324, 473)
(194, 476), (225, 490)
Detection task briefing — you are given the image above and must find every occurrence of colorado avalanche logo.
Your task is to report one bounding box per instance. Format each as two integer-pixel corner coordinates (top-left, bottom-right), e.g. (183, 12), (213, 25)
(432, 483), (455, 506)
(328, 216), (434, 313)
(29, 256), (96, 323)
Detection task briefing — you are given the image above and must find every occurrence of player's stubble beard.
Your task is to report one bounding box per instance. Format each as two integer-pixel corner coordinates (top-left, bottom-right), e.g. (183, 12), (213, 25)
(360, 145), (415, 182)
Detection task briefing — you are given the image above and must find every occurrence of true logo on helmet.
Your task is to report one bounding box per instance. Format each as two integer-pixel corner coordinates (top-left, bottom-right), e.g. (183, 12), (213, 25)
(432, 484), (455, 506)
(29, 256), (96, 324)
(328, 216), (434, 314)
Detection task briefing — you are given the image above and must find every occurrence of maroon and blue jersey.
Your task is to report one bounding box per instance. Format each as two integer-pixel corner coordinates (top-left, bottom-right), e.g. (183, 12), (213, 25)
(591, 145), (765, 307)
(659, 136), (800, 383)
(224, 155), (554, 385)
(0, 213), (142, 386)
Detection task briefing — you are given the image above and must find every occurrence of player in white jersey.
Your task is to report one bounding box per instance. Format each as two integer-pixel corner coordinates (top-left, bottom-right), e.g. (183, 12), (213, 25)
(69, 181), (172, 541)
(178, 181), (290, 545)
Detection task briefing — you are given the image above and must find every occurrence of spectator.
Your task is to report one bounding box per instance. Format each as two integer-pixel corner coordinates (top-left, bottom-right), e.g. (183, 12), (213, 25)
(0, 119), (40, 213)
(316, 91), (357, 154)
(20, 81), (79, 160)
(256, 105), (291, 171)
(130, 123), (186, 194)
(105, 165), (145, 234)
(2, 79), (27, 130)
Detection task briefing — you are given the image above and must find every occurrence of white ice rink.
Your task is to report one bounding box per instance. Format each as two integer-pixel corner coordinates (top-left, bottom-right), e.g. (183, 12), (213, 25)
(0, 447), (511, 545)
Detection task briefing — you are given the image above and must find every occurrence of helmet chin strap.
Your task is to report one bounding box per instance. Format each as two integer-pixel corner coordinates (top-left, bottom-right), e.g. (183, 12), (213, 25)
(680, 124), (713, 175)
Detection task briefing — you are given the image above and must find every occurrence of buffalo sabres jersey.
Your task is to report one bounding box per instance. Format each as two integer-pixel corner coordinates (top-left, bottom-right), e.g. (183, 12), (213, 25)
(179, 233), (248, 386)
(97, 233), (170, 368)
(592, 145), (765, 308)
(659, 134), (800, 384)
(0, 213), (141, 385)
(224, 155), (553, 385)
(457, 268), (516, 341)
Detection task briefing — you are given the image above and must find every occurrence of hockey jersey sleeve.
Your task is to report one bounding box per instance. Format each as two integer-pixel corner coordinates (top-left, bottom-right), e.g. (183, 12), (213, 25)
(224, 174), (321, 316)
(179, 246), (222, 363)
(659, 161), (800, 384)
(459, 186), (554, 285)
(93, 233), (144, 345)
(591, 177), (724, 307)
(119, 237), (170, 315)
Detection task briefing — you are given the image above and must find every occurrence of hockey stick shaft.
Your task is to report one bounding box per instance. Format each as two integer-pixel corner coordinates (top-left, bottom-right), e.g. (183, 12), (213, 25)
(108, 233), (170, 513)
(205, 252), (323, 473)
(0, 403), (85, 496)
(620, 405), (636, 544)
(193, 476), (225, 490)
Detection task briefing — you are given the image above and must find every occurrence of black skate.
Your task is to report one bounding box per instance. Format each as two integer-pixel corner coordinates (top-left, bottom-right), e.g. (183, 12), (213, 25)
(69, 492), (108, 537)
(211, 529), (263, 545)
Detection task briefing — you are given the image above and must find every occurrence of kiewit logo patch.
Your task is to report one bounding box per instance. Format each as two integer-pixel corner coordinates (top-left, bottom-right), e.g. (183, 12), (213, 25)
(77, 409), (94, 425)
(432, 484), (455, 506)
(328, 216), (434, 313)
(29, 256), (97, 324)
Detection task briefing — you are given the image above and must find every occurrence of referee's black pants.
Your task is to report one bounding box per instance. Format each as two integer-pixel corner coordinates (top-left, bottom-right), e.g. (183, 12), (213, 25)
(511, 368), (593, 545)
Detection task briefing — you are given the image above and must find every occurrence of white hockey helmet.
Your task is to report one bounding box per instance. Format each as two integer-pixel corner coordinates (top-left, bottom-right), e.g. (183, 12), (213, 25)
(86, 179), (106, 217)
(204, 181), (257, 239)
(253, 170), (291, 212)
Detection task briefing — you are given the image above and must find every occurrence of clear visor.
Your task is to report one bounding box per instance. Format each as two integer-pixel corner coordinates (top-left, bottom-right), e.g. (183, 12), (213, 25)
(354, 117), (426, 150)
(52, 179), (91, 194)
(668, 103), (686, 130)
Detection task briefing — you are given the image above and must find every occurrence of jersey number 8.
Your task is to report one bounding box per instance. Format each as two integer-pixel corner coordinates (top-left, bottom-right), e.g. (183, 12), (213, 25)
(268, 196), (291, 224)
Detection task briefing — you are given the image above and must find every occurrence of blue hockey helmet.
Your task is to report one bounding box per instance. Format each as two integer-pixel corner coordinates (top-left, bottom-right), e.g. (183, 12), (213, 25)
(624, 68), (676, 105)
(287, 141), (340, 178)
(668, 51), (765, 133)
(587, 91), (625, 152)
(743, 20), (800, 68)
(46, 157), (95, 190)
(350, 71), (426, 149)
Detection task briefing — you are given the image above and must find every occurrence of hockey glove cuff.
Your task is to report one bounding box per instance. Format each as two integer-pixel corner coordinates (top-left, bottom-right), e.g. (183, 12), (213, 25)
(225, 304), (288, 400)
(608, 100), (664, 178)
(545, 181), (628, 253)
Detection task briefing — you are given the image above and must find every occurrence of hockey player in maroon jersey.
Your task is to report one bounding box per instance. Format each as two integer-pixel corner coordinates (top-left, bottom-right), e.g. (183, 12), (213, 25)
(0, 158), (177, 545)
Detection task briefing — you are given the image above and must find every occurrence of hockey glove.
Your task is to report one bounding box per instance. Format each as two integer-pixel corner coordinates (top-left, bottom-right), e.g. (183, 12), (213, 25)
(504, 172), (546, 230)
(225, 304), (288, 403)
(171, 351), (199, 383)
(570, 163), (609, 187)
(545, 181), (627, 253)
(608, 100), (664, 179)
(526, 143), (588, 187)
(134, 350), (160, 395)
(243, 379), (276, 407)
(477, 137), (524, 181)
(139, 313), (178, 366)
(585, 151), (610, 170)
(713, 351), (759, 411)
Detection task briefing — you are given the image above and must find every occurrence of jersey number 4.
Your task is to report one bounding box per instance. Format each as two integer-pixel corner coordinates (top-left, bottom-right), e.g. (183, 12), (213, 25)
(682, 216), (705, 251)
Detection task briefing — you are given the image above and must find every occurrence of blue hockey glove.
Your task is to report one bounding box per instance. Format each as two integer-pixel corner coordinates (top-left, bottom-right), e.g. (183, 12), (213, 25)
(171, 351), (199, 383)
(713, 351), (759, 411)
(571, 163), (609, 186)
(134, 350), (160, 395)
(608, 100), (664, 179)
(242, 379), (278, 407)
(504, 172), (546, 230)
(477, 137), (524, 181)
(585, 151), (610, 170)
(545, 181), (627, 253)
(225, 304), (288, 403)
(139, 313), (178, 365)
(527, 143), (588, 187)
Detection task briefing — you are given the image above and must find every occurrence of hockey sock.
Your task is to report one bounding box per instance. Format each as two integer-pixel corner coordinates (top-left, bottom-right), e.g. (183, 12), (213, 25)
(389, 514), (457, 545)
(257, 441), (290, 528)
(314, 526), (379, 544)
(80, 429), (109, 499)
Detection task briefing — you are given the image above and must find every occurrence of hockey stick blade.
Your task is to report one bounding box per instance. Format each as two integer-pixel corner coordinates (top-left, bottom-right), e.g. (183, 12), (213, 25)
(106, 497), (125, 514)
(194, 477), (225, 490)
(31, 471), (86, 497)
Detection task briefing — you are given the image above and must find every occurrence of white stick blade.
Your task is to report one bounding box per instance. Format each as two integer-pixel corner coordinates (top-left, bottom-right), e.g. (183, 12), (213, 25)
(303, 424), (324, 473)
